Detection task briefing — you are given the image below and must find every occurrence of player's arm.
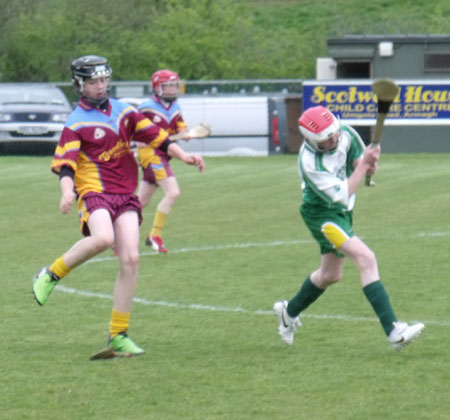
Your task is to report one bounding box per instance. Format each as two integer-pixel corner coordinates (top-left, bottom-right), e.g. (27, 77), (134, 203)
(169, 129), (189, 141)
(166, 141), (205, 172)
(133, 108), (162, 148)
(300, 147), (369, 208)
(50, 127), (79, 214)
(344, 126), (379, 196)
(132, 111), (171, 148)
(59, 166), (76, 214)
(132, 112), (204, 171)
(348, 145), (380, 196)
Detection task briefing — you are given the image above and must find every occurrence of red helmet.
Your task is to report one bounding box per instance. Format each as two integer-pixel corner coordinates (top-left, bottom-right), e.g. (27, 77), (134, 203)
(151, 69), (180, 102)
(299, 106), (340, 150)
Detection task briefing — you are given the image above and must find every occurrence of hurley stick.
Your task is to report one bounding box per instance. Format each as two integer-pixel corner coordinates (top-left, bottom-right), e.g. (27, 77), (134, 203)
(365, 79), (400, 186)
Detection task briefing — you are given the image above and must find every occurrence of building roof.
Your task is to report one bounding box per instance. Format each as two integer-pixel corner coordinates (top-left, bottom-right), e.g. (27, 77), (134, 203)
(328, 34), (450, 45)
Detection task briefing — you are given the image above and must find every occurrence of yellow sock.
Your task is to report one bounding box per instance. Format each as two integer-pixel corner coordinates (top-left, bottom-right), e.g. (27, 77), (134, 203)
(109, 310), (130, 338)
(150, 210), (168, 237)
(49, 255), (72, 279)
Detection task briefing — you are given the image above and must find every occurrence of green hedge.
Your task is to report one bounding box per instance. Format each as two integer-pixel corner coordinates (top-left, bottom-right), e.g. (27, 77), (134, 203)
(0, 0), (449, 82)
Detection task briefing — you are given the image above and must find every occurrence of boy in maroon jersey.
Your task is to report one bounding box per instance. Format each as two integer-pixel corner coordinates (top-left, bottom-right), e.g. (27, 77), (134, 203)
(32, 55), (204, 358)
(137, 69), (190, 253)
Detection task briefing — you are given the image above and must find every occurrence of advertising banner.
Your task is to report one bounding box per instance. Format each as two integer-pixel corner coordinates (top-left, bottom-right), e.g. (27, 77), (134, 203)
(302, 80), (450, 125)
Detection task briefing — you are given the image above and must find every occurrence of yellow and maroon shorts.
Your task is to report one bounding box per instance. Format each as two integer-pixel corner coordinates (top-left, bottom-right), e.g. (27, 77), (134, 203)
(77, 192), (142, 236)
(142, 156), (174, 184)
(138, 147), (174, 183)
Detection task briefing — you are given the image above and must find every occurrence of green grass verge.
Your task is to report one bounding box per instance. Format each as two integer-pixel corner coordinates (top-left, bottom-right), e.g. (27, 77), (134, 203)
(1, 154), (449, 419)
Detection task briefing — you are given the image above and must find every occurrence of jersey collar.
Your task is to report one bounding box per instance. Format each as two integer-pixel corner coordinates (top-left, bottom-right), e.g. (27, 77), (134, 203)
(79, 97), (111, 113)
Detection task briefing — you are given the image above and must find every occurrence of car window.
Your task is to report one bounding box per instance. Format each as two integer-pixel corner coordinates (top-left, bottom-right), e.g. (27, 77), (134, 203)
(0, 87), (70, 106)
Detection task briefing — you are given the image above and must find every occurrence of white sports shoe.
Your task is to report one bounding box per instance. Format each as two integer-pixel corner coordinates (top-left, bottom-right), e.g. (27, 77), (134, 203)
(388, 321), (425, 350)
(273, 300), (301, 346)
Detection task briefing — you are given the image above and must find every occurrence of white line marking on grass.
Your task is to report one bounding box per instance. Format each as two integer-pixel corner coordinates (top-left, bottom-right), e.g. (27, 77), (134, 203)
(71, 234), (450, 327)
(84, 232), (450, 265)
(416, 231), (450, 237)
(56, 284), (450, 328)
(84, 239), (315, 265)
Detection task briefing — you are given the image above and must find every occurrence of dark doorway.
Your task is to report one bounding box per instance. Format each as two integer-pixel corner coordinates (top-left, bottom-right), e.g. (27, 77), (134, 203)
(351, 126), (371, 145)
(337, 61), (371, 78)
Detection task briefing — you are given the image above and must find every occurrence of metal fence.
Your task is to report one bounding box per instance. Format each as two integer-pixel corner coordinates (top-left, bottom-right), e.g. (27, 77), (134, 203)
(0, 79), (304, 156)
(58, 78), (303, 100)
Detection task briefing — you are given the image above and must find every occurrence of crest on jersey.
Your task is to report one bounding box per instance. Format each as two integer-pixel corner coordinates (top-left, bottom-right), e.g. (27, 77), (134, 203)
(94, 128), (106, 139)
(152, 115), (162, 123)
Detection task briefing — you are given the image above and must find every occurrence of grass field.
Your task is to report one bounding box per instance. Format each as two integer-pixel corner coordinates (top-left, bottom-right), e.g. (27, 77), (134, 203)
(1, 154), (450, 420)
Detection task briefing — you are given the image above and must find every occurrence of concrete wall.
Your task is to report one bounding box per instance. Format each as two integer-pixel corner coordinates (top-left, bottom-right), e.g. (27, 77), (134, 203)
(377, 126), (450, 153)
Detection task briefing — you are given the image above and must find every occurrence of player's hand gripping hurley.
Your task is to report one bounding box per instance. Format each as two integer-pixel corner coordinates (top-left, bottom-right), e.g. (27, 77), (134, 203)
(170, 123), (211, 141)
(365, 79), (400, 186)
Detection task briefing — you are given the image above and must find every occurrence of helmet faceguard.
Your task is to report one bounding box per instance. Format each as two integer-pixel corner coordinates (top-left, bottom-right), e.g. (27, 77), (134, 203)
(71, 55), (112, 105)
(151, 70), (180, 102)
(299, 106), (341, 151)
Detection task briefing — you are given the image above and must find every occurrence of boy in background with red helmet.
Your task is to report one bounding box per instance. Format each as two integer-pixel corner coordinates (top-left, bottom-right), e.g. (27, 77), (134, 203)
(137, 70), (200, 253)
(273, 105), (425, 350)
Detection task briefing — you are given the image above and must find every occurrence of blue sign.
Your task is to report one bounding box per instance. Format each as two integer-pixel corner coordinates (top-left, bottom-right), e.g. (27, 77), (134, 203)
(302, 80), (450, 125)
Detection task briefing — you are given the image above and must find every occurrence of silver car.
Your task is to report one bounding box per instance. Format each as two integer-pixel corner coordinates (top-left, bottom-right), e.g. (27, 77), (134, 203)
(0, 83), (72, 145)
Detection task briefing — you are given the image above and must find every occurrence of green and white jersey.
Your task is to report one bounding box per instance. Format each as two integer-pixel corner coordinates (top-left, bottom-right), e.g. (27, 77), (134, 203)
(298, 125), (365, 212)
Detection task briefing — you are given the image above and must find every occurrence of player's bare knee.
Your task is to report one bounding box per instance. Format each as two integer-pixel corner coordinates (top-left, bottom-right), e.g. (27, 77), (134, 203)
(169, 189), (181, 201)
(327, 274), (342, 285)
(92, 235), (114, 252)
(119, 250), (139, 267)
(355, 248), (377, 271)
(320, 270), (342, 287)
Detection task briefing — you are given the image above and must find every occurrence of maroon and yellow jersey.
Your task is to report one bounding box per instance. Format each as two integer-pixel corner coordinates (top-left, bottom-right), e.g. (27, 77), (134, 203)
(51, 98), (168, 197)
(137, 96), (187, 167)
(138, 95), (187, 136)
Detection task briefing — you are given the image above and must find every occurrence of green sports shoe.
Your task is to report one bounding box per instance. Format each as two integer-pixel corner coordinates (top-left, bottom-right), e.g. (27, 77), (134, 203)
(109, 332), (145, 356)
(33, 267), (59, 306)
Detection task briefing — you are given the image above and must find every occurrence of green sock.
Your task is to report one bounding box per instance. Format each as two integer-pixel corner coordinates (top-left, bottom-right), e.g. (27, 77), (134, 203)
(287, 276), (324, 318)
(363, 281), (397, 336)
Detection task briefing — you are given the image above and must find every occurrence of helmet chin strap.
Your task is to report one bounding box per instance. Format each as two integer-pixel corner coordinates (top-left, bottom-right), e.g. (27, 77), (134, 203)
(82, 93), (109, 107)
(160, 97), (174, 105)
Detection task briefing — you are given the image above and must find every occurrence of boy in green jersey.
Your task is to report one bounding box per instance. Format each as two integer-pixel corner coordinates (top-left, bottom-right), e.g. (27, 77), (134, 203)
(274, 106), (424, 350)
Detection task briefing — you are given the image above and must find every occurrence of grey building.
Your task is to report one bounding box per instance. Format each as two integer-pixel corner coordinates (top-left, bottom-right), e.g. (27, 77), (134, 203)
(315, 35), (450, 153)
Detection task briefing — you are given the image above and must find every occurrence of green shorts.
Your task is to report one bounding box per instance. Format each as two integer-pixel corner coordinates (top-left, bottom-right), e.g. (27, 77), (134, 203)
(300, 204), (354, 257)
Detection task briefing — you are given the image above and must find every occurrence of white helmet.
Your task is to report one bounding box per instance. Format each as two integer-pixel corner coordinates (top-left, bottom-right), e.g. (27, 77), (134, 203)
(298, 105), (340, 151)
